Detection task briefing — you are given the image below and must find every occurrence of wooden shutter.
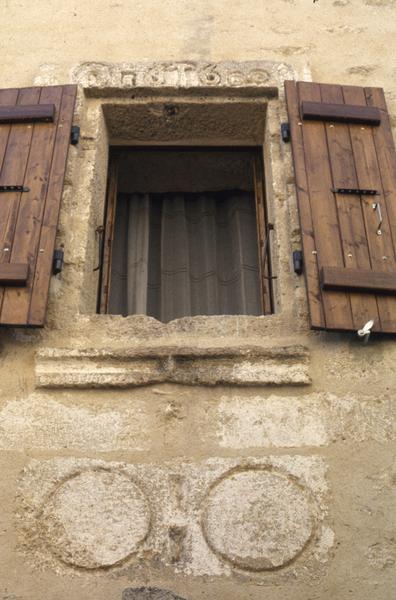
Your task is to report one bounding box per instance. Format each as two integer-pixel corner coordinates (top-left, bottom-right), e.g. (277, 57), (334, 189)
(0, 84), (76, 327)
(285, 80), (396, 333)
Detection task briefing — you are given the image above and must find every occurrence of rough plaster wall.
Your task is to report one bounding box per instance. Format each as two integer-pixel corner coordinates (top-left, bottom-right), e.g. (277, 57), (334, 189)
(0, 2), (396, 600)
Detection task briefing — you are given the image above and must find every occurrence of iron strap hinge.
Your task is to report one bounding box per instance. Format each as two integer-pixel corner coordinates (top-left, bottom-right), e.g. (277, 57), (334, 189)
(331, 187), (378, 196)
(0, 185), (29, 192)
(281, 122), (291, 143)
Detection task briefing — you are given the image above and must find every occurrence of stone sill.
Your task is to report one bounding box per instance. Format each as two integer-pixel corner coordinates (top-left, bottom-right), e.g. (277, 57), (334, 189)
(35, 343), (310, 388)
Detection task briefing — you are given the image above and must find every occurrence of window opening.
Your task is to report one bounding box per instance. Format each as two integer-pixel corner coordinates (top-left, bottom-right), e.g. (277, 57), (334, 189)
(98, 147), (273, 321)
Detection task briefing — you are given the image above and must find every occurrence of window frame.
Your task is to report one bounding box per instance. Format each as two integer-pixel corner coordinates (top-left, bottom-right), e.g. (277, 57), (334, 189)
(97, 145), (274, 318)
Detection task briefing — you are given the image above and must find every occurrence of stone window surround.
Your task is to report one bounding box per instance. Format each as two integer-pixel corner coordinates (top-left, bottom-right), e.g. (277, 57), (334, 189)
(34, 60), (313, 388)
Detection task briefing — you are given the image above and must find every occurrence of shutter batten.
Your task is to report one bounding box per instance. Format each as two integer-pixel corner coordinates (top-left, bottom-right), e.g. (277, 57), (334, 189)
(0, 84), (77, 327)
(286, 80), (396, 334)
(0, 103), (55, 124)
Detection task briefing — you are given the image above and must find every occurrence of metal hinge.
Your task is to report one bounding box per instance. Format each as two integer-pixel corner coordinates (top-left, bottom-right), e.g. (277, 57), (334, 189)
(70, 125), (80, 145)
(0, 185), (29, 192)
(281, 122), (291, 143)
(332, 188), (378, 196)
(293, 250), (303, 275)
(52, 249), (64, 275)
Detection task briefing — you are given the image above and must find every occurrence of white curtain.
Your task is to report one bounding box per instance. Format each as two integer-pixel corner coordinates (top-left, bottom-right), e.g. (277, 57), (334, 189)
(108, 191), (262, 321)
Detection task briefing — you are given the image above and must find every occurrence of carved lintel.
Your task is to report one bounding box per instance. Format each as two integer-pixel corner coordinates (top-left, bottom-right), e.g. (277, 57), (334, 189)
(70, 60), (297, 94)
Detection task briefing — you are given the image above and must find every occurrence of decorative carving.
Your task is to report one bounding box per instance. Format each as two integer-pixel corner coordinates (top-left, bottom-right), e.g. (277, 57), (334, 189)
(201, 467), (316, 571)
(18, 456), (330, 576)
(247, 68), (270, 85)
(33, 63), (59, 86)
(121, 70), (137, 87)
(39, 469), (151, 569)
(198, 64), (222, 86)
(70, 60), (297, 92)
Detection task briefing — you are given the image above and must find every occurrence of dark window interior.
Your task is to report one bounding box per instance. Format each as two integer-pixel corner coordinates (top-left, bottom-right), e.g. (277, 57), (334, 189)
(99, 148), (272, 321)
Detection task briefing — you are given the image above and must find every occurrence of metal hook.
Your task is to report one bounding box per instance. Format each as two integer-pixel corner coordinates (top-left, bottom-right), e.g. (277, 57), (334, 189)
(357, 319), (374, 344)
(372, 202), (383, 236)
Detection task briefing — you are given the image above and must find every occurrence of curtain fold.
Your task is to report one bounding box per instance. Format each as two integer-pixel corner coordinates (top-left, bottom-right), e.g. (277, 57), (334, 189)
(108, 191), (261, 321)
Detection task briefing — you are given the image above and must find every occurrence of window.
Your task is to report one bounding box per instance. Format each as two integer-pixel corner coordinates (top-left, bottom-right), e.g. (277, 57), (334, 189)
(98, 147), (273, 321)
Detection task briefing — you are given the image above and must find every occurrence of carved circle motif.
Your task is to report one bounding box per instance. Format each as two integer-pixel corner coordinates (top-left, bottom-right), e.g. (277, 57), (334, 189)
(247, 69), (270, 85)
(198, 64), (222, 86)
(201, 467), (315, 571)
(227, 71), (245, 86)
(40, 469), (151, 569)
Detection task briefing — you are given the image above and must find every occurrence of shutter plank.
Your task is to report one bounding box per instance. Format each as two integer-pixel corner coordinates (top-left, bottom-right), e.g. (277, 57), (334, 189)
(366, 87), (396, 332)
(319, 83), (380, 330)
(0, 88), (41, 310)
(28, 85), (77, 326)
(284, 81), (325, 329)
(0, 89), (19, 170)
(343, 85), (396, 333)
(298, 81), (353, 330)
(0, 87), (63, 325)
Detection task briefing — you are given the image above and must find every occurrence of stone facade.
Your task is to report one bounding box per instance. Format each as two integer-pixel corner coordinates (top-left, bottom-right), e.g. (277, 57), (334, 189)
(0, 2), (396, 600)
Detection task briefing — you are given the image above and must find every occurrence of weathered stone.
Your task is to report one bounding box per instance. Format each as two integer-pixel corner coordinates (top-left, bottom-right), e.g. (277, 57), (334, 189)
(69, 60), (296, 97)
(1, 3), (396, 599)
(40, 469), (151, 569)
(17, 456), (330, 578)
(122, 588), (187, 600)
(201, 467), (315, 570)
(35, 344), (310, 388)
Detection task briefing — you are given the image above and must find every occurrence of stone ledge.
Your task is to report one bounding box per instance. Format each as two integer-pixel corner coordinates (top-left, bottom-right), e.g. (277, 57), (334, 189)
(35, 344), (311, 388)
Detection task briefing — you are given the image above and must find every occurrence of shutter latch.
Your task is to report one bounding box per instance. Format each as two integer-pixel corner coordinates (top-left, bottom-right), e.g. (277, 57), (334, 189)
(357, 319), (374, 344)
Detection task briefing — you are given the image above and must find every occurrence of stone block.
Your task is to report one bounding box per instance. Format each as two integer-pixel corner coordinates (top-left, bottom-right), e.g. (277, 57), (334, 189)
(17, 456), (332, 580)
(35, 344), (311, 388)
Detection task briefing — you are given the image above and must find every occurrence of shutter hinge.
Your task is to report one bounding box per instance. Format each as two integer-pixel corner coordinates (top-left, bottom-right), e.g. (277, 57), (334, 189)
(281, 122), (291, 143)
(52, 249), (64, 275)
(293, 250), (303, 275)
(70, 125), (80, 145)
(332, 187), (378, 196)
(0, 185), (29, 192)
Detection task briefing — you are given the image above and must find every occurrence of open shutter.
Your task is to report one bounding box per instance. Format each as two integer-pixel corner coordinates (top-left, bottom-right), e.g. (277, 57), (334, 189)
(285, 80), (396, 334)
(0, 84), (76, 327)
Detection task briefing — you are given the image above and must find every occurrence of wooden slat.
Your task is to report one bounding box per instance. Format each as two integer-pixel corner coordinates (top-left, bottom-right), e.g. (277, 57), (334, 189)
(28, 85), (77, 326)
(0, 87), (41, 317)
(301, 101), (381, 125)
(319, 83), (380, 330)
(297, 81), (353, 330)
(0, 87), (63, 325)
(0, 263), (28, 286)
(0, 104), (55, 124)
(284, 81), (325, 329)
(343, 85), (396, 333)
(321, 267), (396, 294)
(366, 86), (396, 332)
(0, 89), (19, 174)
